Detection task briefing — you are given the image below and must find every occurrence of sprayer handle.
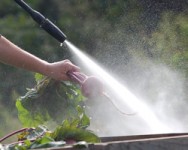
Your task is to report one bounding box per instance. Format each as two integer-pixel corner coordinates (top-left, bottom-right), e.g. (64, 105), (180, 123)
(67, 71), (87, 85)
(14, 0), (67, 43)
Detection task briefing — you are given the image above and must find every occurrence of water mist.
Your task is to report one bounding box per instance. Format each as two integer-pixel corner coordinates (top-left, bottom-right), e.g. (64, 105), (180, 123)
(63, 40), (175, 136)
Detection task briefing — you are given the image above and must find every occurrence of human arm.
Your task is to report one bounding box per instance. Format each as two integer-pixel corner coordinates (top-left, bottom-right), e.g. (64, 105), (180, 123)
(0, 35), (80, 80)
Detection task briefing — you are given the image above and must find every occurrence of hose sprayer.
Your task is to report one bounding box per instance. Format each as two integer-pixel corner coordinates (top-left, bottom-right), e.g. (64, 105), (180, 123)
(14, 0), (67, 43)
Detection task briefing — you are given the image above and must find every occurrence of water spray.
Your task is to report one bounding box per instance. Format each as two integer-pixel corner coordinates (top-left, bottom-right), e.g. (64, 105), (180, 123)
(67, 71), (135, 115)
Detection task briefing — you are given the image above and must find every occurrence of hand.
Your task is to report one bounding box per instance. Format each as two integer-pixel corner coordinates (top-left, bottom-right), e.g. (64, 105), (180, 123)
(45, 59), (80, 81)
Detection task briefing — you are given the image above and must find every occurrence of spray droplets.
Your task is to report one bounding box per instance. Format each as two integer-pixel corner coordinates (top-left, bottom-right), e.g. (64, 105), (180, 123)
(60, 43), (63, 47)
(60, 40), (68, 49)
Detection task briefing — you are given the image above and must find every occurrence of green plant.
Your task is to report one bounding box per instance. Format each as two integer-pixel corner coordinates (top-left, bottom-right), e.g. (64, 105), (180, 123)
(0, 73), (100, 149)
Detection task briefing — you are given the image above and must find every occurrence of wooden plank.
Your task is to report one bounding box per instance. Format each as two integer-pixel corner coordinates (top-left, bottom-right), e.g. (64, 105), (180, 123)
(100, 133), (188, 142)
(36, 133), (188, 150)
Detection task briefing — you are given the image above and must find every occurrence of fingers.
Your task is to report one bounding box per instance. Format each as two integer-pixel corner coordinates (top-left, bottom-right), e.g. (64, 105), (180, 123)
(63, 59), (80, 73)
(46, 59), (80, 81)
(59, 59), (80, 81)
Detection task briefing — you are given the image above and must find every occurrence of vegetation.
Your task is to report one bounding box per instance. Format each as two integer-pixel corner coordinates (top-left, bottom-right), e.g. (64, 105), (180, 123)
(0, 0), (187, 144)
(0, 73), (100, 149)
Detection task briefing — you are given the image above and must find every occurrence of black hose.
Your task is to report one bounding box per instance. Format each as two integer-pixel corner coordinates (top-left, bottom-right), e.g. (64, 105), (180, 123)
(14, 0), (67, 43)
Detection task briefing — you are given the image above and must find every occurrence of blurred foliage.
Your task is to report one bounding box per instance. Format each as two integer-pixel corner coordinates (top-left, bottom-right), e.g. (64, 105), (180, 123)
(149, 11), (188, 75)
(0, 0), (188, 139)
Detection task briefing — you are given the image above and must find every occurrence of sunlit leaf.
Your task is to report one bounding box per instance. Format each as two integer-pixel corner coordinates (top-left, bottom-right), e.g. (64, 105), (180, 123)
(16, 100), (50, 127)
(50, 122), (100, 143)
(34, 73), (44, 83)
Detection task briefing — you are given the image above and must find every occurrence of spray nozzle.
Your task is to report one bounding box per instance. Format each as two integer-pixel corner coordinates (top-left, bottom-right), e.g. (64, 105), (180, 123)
(14, 0), (67, 43)
(67, 71), (103, 98)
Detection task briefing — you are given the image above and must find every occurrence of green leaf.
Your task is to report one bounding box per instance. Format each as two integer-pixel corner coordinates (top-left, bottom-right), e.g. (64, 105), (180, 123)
(30, 141), (66, 149)
(16, 100), (50, 127)
(29, 136), (60, 149)
(34, 73), (44, 83)
(76, 105), (90, 129)
(24, 140), (31, 147)
(50, 122), (100, 143)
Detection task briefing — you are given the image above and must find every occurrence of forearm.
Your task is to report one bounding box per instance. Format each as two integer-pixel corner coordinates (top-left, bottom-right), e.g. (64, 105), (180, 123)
(0, 35), (48, 75)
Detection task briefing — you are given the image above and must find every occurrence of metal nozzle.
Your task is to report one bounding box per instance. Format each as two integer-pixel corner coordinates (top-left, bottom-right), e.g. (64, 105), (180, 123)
(14, 0), (67, 43)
